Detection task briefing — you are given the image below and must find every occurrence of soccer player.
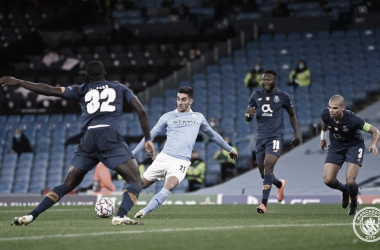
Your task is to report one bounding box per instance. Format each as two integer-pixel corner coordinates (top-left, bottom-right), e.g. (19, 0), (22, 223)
(320, 95), (379, 215)
(132, 86), (238, 218)
(1, 61), (155, 226)
(245, 70), (300, 214)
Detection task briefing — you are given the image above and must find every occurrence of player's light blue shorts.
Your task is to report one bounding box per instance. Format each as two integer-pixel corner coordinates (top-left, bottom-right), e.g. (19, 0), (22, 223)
(70, 126), (134, 171)
(255, 137), (283, 164)
(325, 143), (365, 167)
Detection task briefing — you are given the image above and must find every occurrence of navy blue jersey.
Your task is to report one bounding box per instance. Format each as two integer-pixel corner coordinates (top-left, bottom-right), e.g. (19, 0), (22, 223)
(320, 107), (365, 148)
(64, 81), (136, 133)
(248, 88), (292, 139)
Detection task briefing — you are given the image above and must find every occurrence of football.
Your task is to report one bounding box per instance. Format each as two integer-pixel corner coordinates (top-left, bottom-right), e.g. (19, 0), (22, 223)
(95, 198), (115, 218)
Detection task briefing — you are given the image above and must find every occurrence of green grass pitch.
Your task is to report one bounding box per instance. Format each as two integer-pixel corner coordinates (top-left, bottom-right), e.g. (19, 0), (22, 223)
(1, 204), (379, 250)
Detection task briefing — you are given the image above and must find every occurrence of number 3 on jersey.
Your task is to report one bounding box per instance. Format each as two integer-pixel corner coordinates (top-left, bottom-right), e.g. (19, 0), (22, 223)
(358, 148), (363, 159)
(85, 88), (116, 114)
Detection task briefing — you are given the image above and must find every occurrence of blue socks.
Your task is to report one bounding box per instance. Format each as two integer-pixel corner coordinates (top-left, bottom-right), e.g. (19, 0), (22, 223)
(347, 183), (358, 202)
(143, 188), (171, 214)
(29, 184), (68, 218)
(326, 179), (348, 193)
(262, 175), (274, 206)
(116, 183), (142, 217)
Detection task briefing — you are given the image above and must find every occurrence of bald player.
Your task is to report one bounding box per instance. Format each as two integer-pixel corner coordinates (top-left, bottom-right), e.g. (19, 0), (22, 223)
(320, 95), (379, 215)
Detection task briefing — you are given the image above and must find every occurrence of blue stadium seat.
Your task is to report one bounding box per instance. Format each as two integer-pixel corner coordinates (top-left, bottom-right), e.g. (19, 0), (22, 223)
(29, 182), (45, 193)
(21, 114), (35, 123)
(193, 73), (206, 81)
(206, 65), (220, 73)
(7, 115), (21, 124)
(35, 114), (50, 123)
(50, 114), (63, 123)
(13, 182), (29, 193)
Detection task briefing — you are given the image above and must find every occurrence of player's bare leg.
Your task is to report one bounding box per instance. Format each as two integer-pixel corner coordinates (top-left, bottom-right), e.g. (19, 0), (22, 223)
(257, 154), (279, 214)
(323, 163), (349, 209)
(346, 163), (360, 216)
(142, 177), (156, 189)
(135, 176), (179, 218)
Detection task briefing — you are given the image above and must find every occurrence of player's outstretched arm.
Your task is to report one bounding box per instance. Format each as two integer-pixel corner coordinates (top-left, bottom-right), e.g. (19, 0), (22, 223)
(285, 106), (301, 148)
(367, 124), (380, 156)
(0, 76), (64, 97)
(320, 121), (327, 150)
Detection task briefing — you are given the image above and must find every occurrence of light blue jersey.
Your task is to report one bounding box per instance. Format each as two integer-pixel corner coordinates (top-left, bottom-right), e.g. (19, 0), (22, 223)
(132, 109), (232, 161)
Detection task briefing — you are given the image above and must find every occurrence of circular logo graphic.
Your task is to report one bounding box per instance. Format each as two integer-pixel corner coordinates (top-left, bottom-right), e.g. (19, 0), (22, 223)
(353, 207), (380, 242)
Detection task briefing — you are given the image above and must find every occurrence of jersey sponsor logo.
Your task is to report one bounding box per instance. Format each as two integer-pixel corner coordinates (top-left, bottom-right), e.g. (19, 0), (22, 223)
(342, 126), (349, 132)
(173, 120), (199, 127)
(333, 134), (346, 141)
(274, 95), (280, 103)
(262, 104), (273, 117)
(258, 98), (262, 101)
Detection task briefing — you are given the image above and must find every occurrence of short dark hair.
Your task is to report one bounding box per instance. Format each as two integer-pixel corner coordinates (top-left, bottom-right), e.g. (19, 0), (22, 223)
(263, 69), (277, 77)
(86, 61), (105, 79)
(178, 86), (193, 99)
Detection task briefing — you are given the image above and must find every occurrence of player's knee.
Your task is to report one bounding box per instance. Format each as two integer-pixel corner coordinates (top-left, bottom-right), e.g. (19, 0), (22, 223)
(323, 175), (334, 185)
(346, 179), (356, 186)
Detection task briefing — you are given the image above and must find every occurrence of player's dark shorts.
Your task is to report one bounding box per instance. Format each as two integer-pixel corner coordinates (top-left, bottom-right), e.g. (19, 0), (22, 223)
(325, 143), (365, 167)
(256, 138), (283, 164)
(70, 126), (134, 171)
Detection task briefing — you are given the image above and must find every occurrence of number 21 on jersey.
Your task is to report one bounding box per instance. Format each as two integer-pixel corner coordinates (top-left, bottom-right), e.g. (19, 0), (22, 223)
(85, 88), (116, 114)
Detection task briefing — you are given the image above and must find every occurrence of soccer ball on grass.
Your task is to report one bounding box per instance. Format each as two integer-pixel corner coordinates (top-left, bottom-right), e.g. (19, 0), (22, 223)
(95, 198), (115, 218)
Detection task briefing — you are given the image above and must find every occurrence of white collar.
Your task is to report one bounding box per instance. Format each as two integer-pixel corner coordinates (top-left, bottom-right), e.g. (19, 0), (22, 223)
(175, 109), (193, 113)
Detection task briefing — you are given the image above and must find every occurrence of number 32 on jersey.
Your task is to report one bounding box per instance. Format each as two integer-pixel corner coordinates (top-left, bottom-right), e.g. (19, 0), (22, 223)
(85, 88), (116, 114)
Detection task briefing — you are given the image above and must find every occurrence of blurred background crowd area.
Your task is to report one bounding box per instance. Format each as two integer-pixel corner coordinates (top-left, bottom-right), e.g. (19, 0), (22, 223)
(0, 0), (379, 113)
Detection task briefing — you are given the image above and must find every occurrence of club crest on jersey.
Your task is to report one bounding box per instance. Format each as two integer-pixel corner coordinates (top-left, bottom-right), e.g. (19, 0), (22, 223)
(266, 97), (270, 101)
(342, 126), (349, 132)
(192, 114), (197, 118)
(274, 95), (280, 103)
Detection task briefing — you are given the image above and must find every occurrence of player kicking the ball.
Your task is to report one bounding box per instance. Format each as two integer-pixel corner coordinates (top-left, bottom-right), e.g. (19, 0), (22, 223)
(245, 70), (300, 214)
(320, 95), (379, 215)
(132, 86), (238, 218)
(1, 61), (155, 226)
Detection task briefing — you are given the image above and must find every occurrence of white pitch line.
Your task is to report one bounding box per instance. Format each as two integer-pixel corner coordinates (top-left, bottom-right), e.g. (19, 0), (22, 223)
(0, 223), (352, 241)
(0, 208), (88, 213)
